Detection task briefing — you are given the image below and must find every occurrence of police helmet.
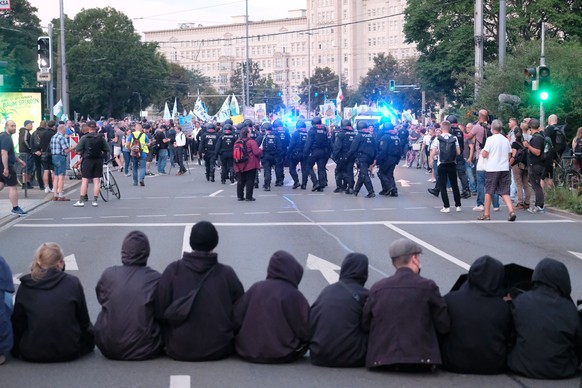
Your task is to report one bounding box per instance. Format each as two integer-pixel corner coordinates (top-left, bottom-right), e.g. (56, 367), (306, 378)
(446, 115), (458, 124)
(356, 120), (368, 131)
(311, 117), (322, 125)
(243, 119), (254, 127)
(296, 120), (306, 129)
(223, 119), (233, 126)
(341, 119), (352, 128)
(223, 124), (233, 132)
(272, 119), (283, 128)
(206, 123), (216, 130)
(261, 122), (272, 131)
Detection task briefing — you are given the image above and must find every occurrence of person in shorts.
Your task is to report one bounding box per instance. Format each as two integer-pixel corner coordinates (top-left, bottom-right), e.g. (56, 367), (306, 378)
(0, 120), (27, 216)
(73, 121), (109, 207)
(50, 124), (74, 201)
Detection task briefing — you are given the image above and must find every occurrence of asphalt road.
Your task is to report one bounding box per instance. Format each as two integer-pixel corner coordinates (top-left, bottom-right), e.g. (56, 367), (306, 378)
(1, 161), (581, 388)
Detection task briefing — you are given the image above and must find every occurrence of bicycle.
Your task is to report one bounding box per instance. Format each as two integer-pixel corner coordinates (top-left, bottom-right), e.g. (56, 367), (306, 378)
(553, 155), (581, 191)
(405, 141), (422, 168)
(100, 157), (121, 202)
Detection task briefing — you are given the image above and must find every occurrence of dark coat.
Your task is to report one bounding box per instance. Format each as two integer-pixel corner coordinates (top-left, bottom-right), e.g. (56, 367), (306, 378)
(233, 137), (262, 173)
(154, 251), (244, 361)
(309, 253), (369, 367)
(441, 256), (513, 374)
(362, 267), (449, 368)
(11, 269), (95, 362)
(234, 251), (309, 363)
(94, 231), (162, 360)
(0, 256), (14, 354)
(508, 258), (582, 379)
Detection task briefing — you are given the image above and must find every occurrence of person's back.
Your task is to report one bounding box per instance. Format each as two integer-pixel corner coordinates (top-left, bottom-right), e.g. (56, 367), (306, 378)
(441, 256), (512, 374)
(234, 250), (309, 363)
(154, 221), (244, 361)
(0, 256), (14, 364)
(310, 253), (369, 367)
(508, 258), (582, 379)
(94, 231), (162, 360)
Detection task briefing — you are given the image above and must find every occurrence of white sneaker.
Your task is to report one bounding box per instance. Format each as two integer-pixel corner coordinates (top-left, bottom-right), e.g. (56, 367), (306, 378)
(473, 205), (484, 211)
(73, 200), (85, 207)
(92, 201), (98, 207)
(456, 206), (462, 212)
(440, 207), (451, 213)
(493, 207), (500, 212)
(44, 187), (50, 193)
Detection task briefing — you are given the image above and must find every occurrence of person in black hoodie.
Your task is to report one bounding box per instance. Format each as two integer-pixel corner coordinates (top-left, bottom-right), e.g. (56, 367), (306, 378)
(234, 250), (309, 363)
(154, 221), (244, 361)
(11, 243), (94, 362)
(508, 258), (582, 379)
(441, 256), (513, 374)
(94, 231), (162, 360)
(309, 253), (369, 367)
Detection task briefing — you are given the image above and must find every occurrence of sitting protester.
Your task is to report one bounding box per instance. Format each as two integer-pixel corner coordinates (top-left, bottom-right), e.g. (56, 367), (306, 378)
(508, 258), (582, 379)
(0, 256), (15, 365)
(94, 231), (162, 360)
(11, 243), (94, 362)
(309, 253), (369, 367)
(234, 250), (309, 363)
(154, 221), (244, 361)
(441, 256), (513, 374)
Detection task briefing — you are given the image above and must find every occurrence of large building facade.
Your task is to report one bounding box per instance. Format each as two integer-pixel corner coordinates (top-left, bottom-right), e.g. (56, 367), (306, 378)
(142, 0), (415, 106)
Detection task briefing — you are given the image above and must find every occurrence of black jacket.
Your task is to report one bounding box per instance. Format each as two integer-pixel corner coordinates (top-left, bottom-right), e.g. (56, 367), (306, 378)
(348, 131), (377, 163)
(309, 253), (369, 367)
(441, 256), (513, 374)
(508, 258), (582, 379)
(94, 231), (162, 360)
(304, 125), (330, 156)
(331, 129), (356, 161)
(234, 251), (309, 363)
(12, 269), (94, 362)
(288, 129), (309, 159)
(154, 251), (244, 361)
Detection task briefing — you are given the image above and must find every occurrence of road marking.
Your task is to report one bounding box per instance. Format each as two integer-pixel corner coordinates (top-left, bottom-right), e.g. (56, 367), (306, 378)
(174, 213), (201, 217)
(258, 194), (277, 197)
(397, 179), (411, 187)
(383, 223), (470, 270)
(209, 190), (223, 197)
(277, 211), (300, 213)
(244, 212), (270, 215)
(311, 210), (335, 213)
(208, 212), (234, 216)
(175, 196), (197, 199)
(100, 215), (129, 219)
(64, 254), (79, 270)
(146, 196), (170, 199)
(170, 375), (190, 388)
(404, 207), (426, 210)
(63, 216), (92, 220)
(308, 193), (325, 196)
(25, 218), (54, 221)
(306, 253), (340, 284)
(181, 226), (191, 255)
(373, 208), (396, 211)
(569, 251), (582, 260)
(136, 214), (167, 218)
(344, 208), (365, 212)
(13, 273), (21, 285)
(15, 220), (574, 228)
(122, 197), (141, 200)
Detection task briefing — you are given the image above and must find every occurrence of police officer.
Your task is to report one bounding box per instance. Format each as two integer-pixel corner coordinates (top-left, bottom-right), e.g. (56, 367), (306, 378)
(288, 120), (317, 190)
(348, 120), (376, 198)
(376, 123), (400, 196)
(259, 122), (281, 191)
(447, 115), (471, 199)
(216, 123), (236, 184)
(272, 119), (290, 187)
(304, 117), (331, 192)
(331, 119), (357, 193)
(198, 123), (218, 181)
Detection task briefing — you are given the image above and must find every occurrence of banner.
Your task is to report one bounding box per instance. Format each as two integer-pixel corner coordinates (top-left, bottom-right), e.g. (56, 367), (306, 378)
(193, 97), (212, 122)
(243, 106), (255, 120)
(254, 103), (266, 122)
(321, 102), (336, 121)
(213, 95), (231, 123)
(179, 115), (193, 135)
(229, 94), (240, 116)
(0, 0), (10, 11)
(0, 90), (43, 152)
(52, 99), (64, 118)
(163, 102), (171, 120)
(171, 98), (177, 119)
(343, 107), (353, 120)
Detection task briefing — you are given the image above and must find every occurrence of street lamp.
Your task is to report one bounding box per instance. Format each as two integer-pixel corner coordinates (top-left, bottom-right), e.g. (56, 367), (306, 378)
(300, 20), (317, 119)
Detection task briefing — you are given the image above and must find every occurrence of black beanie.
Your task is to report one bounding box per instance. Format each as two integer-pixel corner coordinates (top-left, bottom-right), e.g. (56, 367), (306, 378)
(189, 221), (219, 251)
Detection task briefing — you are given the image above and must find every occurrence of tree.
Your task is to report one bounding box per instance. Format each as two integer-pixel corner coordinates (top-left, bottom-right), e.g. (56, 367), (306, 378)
(0, 0), (43, 88)
(297, 67), (342, 114)
(229, 61), (283, 113)
(65, 7), (168, 118)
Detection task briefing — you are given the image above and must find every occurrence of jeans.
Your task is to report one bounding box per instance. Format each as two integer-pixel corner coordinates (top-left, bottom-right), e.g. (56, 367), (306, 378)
(157, 148), (168, 173)
(168, 146), (175, 167)
(464, 160), (477, 192)
(476, 170), (499, 208)
(122, 150), (131, 174)
(132, 156), (146, 184)
(528, 164), (545, 208)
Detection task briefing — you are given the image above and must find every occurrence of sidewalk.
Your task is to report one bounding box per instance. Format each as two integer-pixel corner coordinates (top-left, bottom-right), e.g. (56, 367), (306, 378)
(0, 178), (81, 227)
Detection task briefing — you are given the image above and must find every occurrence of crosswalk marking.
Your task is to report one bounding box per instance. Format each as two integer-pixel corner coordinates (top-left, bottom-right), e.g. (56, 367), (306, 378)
(169, 375), (190, 388)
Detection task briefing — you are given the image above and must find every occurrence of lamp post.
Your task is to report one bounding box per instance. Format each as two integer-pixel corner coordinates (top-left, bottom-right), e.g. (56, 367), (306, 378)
(245, 0), (250, 107)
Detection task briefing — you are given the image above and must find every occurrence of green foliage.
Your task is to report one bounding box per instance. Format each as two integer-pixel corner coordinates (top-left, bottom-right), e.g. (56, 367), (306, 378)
(229, 61), (283, 113)
(297, 67), (342, 113)
(545, 187), (582, 215)
(0, 0), (43, 88)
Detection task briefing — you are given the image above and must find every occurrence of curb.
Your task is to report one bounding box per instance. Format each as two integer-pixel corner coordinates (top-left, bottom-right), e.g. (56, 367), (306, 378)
(545, 206), (582, 222)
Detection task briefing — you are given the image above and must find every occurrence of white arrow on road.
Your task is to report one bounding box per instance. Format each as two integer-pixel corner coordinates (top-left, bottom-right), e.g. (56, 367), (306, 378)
(396, 179), (411, 187)
(306, 254), (340, 284)
(569, 251), (582, 261)
(13, 273), (22, 285)
(64, 254), (79, 271)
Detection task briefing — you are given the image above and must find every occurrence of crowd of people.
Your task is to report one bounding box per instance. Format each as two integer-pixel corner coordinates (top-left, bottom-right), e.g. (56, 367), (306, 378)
(0, 221), (580, 379)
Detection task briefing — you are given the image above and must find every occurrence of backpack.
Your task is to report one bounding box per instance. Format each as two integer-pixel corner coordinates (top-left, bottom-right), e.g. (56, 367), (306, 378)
(512, 144), (528, 170)
(574, 138), (582, 155)
(130, 133), (143, 158)
(553, 125), (567, 154)
(85, 133), (104, 159)
(536, 132), (554, 165)
(233, 139), (249, 164)
(451, 126), (464, 154)
(437, 135), (457, 164)
(264, 134), (277, 153)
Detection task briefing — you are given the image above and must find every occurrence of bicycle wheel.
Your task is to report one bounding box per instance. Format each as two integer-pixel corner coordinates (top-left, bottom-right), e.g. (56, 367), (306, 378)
(99, 176), (109, 202)
(107, 171), (121, 199)
(565, 169), (581, 191)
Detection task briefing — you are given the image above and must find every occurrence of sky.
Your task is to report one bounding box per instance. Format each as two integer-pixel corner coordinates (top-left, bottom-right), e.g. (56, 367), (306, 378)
(28, 0), (307, 35)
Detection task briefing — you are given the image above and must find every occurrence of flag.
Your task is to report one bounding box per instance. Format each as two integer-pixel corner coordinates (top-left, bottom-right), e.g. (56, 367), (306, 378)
(52, 99), (64, 119)
(336, 83), (344, 112)
(229, 94), (240, 116)
(171, 98), (177, 119)
(213, 95), (231, 123)
(193, 97), (211, 122)
(351, 103), (358, 119)
(163, 102), (171, 120)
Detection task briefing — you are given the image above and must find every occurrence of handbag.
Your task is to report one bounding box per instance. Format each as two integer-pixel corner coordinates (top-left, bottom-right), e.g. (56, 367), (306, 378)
(163, 266), (216, 326)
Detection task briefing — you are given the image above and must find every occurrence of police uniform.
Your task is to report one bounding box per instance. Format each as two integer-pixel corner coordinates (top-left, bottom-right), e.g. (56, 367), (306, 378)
(348, 121), (376, 197)
(303, 117), (331, 192)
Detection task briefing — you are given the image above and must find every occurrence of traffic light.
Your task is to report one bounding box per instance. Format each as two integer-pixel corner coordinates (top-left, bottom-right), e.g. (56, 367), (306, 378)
(523, 67), (537, 90)
(314, 92), (318, 97)
(277, 91), (282, 97)
(37, 36), (52, 70)
(537, 65), (550, 101)
(389, 80), (396, 91)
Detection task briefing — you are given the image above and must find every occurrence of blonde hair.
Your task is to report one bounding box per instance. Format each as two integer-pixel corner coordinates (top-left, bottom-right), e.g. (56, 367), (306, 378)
(575, 127), (582, 140)
(31, 242), (64, 281)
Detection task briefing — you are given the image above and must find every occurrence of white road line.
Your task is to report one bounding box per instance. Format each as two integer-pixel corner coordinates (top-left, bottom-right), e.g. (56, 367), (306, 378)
(383, 223), (471, 271)
(308, 193), (325, 196)
(100, 215), (129, 219)
(284, 193), (303, 196)
(373, 208), (396, 211)
(277, 211), (300, 213)
(146, 196), (170, 199)
(122, 197), (141, 200)
(170, 375), (190, 388)
(63, 217), (92, 220)
(311, 210), (335, 213)
(182, 226), (191, 255)
(136, 214), (167, 218)
(344, 208), (365, 212)
(173, 213), (201, 217)
(208, 212), (234, 216)
(209, 190), (223, 197)
(258, 194), (277, 197)
(569, 251), (582, 260)
(15, 220), (575, 228)
(25, 218), (54, 221)
(244, 212), (270, 215)
(175, 196), (197, 199)
(64, 254), (79, 271)
(404, 207), (427, 210)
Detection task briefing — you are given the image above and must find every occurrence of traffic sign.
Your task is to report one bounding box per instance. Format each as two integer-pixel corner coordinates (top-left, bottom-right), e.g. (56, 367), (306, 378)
(291, 94), (300, 104)
(37, 72), (51, 82)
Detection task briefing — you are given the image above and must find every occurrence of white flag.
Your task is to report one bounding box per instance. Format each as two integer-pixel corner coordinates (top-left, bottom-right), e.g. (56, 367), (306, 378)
(229, 94), (240, 116)
(193, 97), (211, 122)
(163, 102), (171, 120)
(336, 82), (344, 113)
(171, 98), (177, 119)
(52, 99), (64, 118)
(213, 95), (231, 123)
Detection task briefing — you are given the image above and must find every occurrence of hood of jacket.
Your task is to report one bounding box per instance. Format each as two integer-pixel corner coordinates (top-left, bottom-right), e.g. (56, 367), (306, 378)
(339, 253), (368, 285)
(121, 231), (150, 266)
(181, 250), (218, 273)
(532, 257), (571, 298)
(466, 255), (505, 297)
(266, 250), (303, 288)
(20, 268), (66, 290)
(0, 256), (14, 293)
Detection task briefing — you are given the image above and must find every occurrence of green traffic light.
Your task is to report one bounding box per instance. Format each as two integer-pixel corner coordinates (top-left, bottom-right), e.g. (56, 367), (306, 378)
(539, 91), (549, 101)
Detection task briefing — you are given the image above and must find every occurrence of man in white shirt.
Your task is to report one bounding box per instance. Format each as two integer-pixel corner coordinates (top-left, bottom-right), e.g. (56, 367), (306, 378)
(430, 120), (462, 213)
(173, 126), (187, 175)
(479, 120), (516, 221)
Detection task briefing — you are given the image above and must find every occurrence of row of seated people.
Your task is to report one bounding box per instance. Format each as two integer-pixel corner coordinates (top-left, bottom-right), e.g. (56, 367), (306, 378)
(0, 222), (581, 379)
